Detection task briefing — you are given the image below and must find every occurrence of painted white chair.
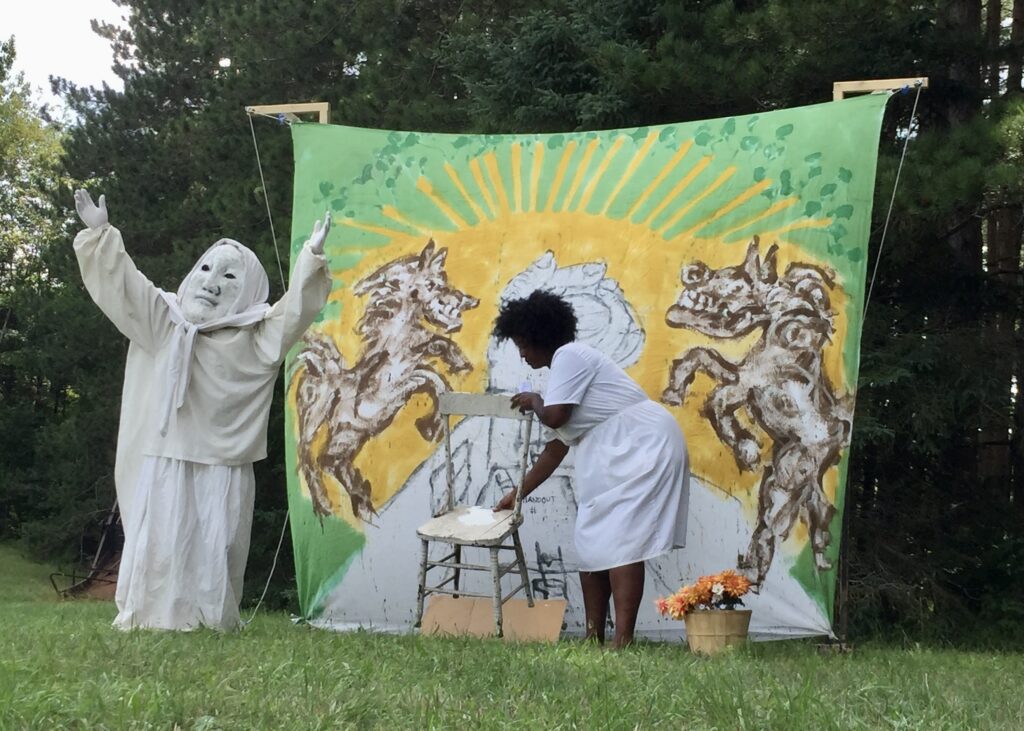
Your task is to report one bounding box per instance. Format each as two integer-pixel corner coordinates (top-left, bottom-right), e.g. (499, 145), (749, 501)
(414, 392), (535, 637)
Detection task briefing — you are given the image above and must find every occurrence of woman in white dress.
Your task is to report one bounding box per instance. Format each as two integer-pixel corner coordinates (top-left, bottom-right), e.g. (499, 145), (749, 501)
(73, 190), (332, 631)
(493, 290), (689, 647)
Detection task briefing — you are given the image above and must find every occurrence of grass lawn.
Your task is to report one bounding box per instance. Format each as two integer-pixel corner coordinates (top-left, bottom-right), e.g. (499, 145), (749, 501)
(1, 545), (1022, 730)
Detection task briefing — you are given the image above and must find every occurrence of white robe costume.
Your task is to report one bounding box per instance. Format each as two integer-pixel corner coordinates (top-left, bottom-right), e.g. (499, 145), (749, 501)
(545, 342), (690, 572)
(74, 224), (331, 630)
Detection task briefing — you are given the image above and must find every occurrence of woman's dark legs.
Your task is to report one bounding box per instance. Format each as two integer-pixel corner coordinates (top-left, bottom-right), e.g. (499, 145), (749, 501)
(580, 561), (645, 647)
(579, 570), (611, 642)
(608, 561), (645, 648)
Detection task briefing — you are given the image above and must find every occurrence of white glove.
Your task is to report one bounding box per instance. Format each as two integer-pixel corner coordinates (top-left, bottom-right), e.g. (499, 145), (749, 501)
(74, 189), (108, 230)
(306, 212), (331, 255)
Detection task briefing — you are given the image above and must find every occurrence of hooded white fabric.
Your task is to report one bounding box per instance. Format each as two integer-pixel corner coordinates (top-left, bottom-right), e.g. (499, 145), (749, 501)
(157, 239), (272, 436)
(74, 224), (331, 630)
(74, 225), (330, 524)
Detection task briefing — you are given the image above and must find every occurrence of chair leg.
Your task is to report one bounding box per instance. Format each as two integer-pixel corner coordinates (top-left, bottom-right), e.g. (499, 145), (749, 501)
(512, 530), (534, 607)
(489, 546), (503, 637)
(415, 539), (429, 629)
(453, 544), (462, 598)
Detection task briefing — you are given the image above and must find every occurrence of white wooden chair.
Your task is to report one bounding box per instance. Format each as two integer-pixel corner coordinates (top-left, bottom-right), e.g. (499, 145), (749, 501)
(414, 392), (535, 637)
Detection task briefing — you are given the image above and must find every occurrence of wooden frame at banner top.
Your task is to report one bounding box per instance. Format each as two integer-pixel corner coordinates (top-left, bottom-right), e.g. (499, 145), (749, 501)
(833, 77), (929, 101)
(244, 102), (331, 124)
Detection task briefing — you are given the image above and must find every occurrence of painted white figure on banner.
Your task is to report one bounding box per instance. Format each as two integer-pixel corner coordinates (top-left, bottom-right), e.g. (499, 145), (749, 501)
(492, 290), (690, 648)
(414, 252), (648, 515)
(72, 189), (332, 631)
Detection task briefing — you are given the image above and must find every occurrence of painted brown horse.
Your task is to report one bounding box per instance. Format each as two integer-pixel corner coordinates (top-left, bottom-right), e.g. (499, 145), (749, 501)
(293, 241), (479, 519)
(662, 238), (852, 585)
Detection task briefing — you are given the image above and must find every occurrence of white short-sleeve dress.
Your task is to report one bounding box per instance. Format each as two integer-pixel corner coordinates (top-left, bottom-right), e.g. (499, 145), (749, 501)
(545, 342), (690, 572)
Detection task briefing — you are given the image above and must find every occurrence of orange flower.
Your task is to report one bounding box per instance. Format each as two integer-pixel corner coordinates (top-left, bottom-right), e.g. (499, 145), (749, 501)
(655, 568), (752, 618)
(668, 592), (690, 619)
(718, 570), (752, 598)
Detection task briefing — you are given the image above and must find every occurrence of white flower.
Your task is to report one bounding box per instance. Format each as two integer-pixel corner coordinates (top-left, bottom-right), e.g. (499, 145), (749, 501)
(711, 582), (725, 597)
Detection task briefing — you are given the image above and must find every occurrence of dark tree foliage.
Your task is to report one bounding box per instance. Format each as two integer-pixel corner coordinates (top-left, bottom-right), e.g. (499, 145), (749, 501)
(0, 39), (104, 557)
(2, 0), (1020, 636)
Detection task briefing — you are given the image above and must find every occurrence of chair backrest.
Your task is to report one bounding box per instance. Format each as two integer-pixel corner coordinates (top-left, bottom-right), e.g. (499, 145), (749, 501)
(438, 392), (534, 419)
(437, 392), (534, 521)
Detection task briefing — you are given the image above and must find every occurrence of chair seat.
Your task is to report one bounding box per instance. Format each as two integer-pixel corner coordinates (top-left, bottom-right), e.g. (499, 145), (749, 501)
(416, 505), (520, 546)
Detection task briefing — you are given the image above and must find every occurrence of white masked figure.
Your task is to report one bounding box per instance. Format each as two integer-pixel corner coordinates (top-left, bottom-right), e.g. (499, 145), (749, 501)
(72, 189), (332, 631)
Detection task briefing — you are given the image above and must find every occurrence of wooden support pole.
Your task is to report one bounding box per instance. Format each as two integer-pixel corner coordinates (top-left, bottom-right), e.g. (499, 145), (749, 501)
(833, 77), (929, 101)
(244, 101), (330, 124)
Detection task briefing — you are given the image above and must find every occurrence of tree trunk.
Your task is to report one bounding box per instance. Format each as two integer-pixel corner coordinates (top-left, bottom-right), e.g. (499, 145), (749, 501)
(979, 0), (1024, 517)
(942, 0), (985, 272)
(987, 0), (1003, 96)
(1010, 134), (1024, 520)
(1014, 338), (1024, 520)
(1009, 0), (1024, 93)
(978, 207), (1020, 507)
(945, 0), (984, 125)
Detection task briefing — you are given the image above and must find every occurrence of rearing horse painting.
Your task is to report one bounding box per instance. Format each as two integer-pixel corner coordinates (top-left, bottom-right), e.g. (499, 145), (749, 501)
(291, 240), (479, 520)
(661, 238), (852, 586)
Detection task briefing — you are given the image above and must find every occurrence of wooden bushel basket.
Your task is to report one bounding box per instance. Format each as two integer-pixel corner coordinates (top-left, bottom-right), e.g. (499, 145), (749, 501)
(683, 609), (752, 655)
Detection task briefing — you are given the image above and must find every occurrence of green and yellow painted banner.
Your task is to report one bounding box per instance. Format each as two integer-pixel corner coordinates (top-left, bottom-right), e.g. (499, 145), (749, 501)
(285, 93), (888, 638)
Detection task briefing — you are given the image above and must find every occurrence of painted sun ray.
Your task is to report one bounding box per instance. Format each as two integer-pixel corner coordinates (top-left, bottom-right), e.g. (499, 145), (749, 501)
(336, 217), (414, 240)
(564, 138), (601, 212)
(759, 217), (834, 239)
(414, 177), (469, 230)
(381, 204), (432, 237)
(511, 143), (523, 213)
(602, 130), (659, 216)
(544, 139), (579, 212)
(715, 197), (801, 241)
(469, 158), (498, 219)
(483, 151), (511, 217)
(529, 142), (545, 213)
(625, 141), (693, 220)
(323, 241), (402, 261)
(443, 162), (487, 224)
(640, 155), (711, 226)
(658, 166), (737, 236)
(679, 179), (773, 239)
(579, 136), (626, 213)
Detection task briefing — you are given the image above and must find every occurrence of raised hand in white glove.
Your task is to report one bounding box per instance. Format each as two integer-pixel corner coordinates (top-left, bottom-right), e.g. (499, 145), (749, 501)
(74, 189), (108, 230)
(305, 212), (331, 255)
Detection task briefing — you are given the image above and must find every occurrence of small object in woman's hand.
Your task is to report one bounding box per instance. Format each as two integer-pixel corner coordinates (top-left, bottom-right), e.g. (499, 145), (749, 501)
(493, 491), (516, 512)
(510, 392), (535, 414)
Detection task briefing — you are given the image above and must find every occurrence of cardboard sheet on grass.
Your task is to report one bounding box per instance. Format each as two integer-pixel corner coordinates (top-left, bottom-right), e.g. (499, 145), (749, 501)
(284, 94), (889, 640)
(421, 597), (567, 642)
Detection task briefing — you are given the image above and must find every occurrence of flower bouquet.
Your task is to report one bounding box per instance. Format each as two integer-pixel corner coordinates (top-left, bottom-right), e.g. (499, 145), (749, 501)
(656, 570), (753, 654)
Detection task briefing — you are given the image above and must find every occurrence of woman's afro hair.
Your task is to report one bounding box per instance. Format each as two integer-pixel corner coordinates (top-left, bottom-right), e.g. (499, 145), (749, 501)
(493, 290), (577, 353)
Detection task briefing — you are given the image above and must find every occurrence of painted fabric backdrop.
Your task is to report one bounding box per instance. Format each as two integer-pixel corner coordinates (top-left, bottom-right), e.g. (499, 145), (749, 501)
(284, 93), (889, 639)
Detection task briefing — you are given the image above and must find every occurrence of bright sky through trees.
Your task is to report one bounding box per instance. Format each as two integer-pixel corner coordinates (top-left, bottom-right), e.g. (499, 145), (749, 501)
(5, 0), (124, 110)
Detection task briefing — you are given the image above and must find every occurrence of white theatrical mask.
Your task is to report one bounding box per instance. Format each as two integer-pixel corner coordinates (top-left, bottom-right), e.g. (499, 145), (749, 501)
(179, 245), (246, 324)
